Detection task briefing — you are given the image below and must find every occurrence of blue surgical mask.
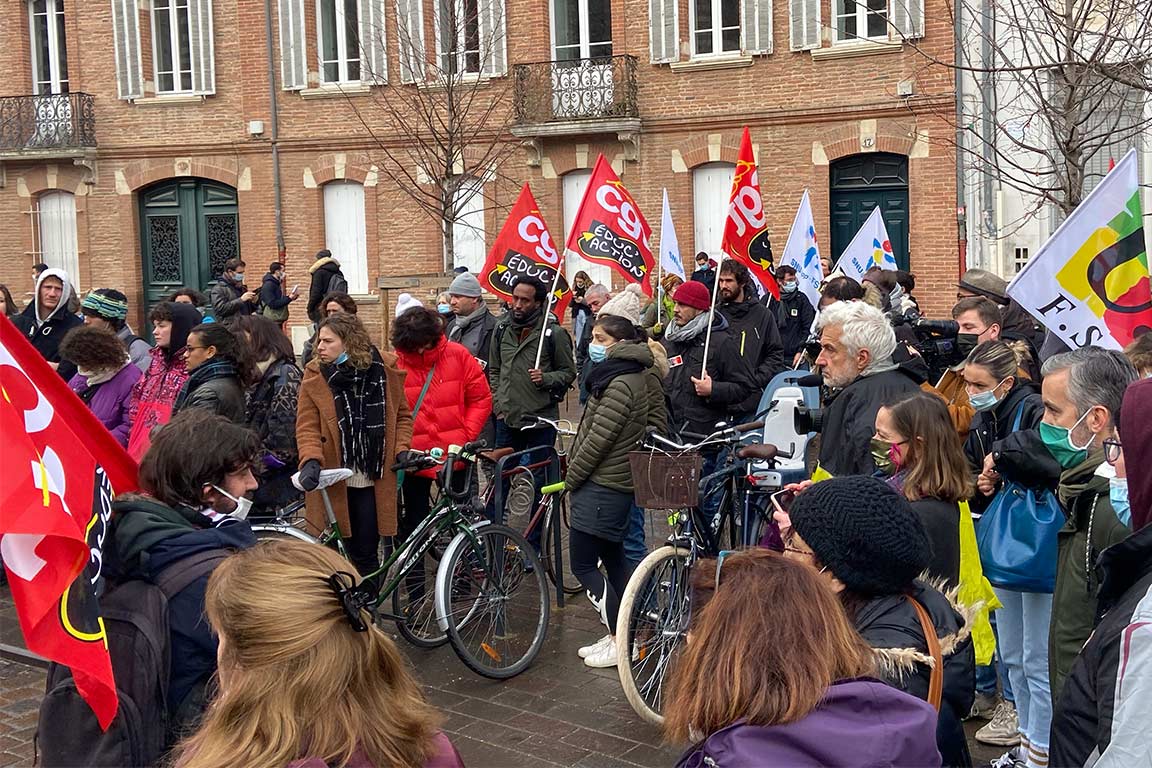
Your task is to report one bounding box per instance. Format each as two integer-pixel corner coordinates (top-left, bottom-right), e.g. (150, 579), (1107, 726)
(588, 343), (609, 363)
(232, 271), (245, 281)
(438, 303), (452, 314)
(969, 378), (1008, 412)
(781, 281), (799, 295)
(334, 351), (349, 365)
(1110, 477), (1131, 527)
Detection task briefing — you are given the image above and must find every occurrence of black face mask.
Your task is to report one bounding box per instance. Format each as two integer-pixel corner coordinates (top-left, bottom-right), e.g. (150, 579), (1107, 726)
(956, 333), (980, 360)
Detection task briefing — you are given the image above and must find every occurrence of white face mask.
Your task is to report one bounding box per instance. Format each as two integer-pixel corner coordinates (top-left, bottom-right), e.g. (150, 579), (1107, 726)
(211, 484), (253, 521)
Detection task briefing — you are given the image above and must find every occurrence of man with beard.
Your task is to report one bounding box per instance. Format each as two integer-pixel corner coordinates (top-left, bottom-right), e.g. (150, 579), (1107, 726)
(21, 267), (82, 379)
(716, 260), (786, 419)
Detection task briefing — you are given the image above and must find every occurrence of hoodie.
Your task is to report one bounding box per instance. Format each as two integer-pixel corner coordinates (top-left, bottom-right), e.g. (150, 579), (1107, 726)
(127, 302), (203, 444)
(21, 267), (82, 379)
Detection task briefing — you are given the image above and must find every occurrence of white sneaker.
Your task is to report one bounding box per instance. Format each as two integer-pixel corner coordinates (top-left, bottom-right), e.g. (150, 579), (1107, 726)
(578, 634), (612, 659)
(584, 638), (619, 668)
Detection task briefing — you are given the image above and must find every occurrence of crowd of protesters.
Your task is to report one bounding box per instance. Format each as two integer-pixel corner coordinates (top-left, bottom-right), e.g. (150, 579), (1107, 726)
(8, 247), (1152, 768)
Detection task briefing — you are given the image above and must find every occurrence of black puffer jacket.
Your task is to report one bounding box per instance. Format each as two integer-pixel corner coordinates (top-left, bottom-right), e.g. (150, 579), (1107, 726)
(207, 278), (255, 320)
(717, 294), (787, 415)
(770, 289), (816, 360)
(817, 363), (923, 477)
(909, 498), (962, 588)
(855, 581), (976, 768)
(173, 369), (246, 422)
(660, 313), (757, 437)
(963, 380), (1043, 472)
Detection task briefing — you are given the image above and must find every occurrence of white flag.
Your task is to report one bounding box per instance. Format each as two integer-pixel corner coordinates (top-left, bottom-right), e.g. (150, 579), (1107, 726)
(835, 207), (898, 283)
(778, 190), (823, 310)
(658, 188), (686, 281)
(1007, 148), (1150, 351)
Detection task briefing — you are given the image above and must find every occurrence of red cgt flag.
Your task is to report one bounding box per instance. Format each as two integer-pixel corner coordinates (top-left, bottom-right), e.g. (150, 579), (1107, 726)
(0, 315), (139, 729)
(722, 127), (779, 299)
(481, 183), (572, 318)
(565, 154), (655, 296)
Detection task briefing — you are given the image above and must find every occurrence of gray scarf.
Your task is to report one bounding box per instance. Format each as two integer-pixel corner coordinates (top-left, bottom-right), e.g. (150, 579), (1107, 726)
(663, 311), (712, 343)
(448, 304), (488, 340)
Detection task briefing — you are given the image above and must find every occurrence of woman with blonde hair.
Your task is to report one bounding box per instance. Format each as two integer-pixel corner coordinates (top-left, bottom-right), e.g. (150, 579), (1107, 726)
(666, 549), (940, 767)
(172, 539), (462, 768)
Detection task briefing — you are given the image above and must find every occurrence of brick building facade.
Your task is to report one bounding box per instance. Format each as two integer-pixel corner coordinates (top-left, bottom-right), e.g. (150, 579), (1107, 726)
(1, 0), (958, 343)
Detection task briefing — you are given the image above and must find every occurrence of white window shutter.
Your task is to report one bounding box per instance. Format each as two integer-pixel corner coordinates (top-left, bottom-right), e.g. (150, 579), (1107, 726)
(742, 0), (772, 53)
(649, 0), (679, 63)
(278, 0), (307, 90)
(480, 0), (508, 77)
(188, 0), (216, 95)
(889, 0), (924, 39)
(110, 0), (143, 99)
(359, 0), (388, 83)
(789, 0), (820, 51)
(396, 0), (425, 83)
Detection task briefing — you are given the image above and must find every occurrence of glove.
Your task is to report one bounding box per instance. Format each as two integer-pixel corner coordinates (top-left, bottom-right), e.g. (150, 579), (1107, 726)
(394, 451), (420, 469)
(298, 459), (322, 492)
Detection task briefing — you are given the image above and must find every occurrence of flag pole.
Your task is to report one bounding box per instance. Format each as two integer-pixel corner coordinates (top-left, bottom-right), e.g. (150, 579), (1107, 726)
(700, 254), (724, 379)
(535, 261), (565, 369)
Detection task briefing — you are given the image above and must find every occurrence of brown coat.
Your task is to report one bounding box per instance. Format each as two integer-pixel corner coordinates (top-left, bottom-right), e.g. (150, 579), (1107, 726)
(296, 352), (413, 537)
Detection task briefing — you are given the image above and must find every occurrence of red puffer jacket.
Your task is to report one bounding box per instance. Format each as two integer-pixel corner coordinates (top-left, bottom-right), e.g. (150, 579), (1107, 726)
(396, 337), (492, 476)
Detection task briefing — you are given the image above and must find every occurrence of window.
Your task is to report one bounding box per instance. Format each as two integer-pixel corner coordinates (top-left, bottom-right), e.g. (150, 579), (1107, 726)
(562, 170), (613, 285)
(691, 0), (740, 56)
(151, 0), (194, 92)
(323, 182), (369, 294)
(438, 0), (481, 74)
(29, 0), (68, 95)
(1013, 246), (1029, 274)
(834, 0), (888, 42)
(552, 0), (612, 61)
(451, 179), (486, 272)
(317, 0), (361, 83)
(693, 162), (734, 261)
(35, 191), (80, 284)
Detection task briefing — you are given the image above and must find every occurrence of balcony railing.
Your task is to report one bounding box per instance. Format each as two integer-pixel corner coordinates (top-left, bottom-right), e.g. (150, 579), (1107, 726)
(0, 92), (96, 154)
(513, 55), (639, 125)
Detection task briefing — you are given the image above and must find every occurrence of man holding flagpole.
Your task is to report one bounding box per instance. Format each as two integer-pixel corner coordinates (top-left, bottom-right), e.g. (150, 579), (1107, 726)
(716, 259), (787, 419)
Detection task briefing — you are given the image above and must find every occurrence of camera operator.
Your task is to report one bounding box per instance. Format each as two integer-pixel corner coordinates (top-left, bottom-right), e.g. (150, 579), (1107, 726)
(809, 301), (923, 477)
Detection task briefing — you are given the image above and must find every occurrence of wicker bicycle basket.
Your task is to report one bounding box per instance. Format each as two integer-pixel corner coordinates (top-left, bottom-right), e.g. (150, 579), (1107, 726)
(628, 451), (704, 509)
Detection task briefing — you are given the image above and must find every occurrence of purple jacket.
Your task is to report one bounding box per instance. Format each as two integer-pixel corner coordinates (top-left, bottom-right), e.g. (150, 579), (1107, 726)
(69, 363), (142, 447)
(676, 678), (942, 768)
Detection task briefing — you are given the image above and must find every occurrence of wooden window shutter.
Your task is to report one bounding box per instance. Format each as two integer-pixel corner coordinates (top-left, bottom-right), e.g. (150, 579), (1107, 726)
(649, 0), (679, 63)
(889, 0), (924, 40)
(188, 0), (216, 95)
(789, 0), (820, 51)
(359, 0), (389, 83)
(396, 0), (425, 83)
(742, 0), (773, 53)
(277, 0), (307, 90)
(111, 0), (144, 99)
(480, 0), (508, 77)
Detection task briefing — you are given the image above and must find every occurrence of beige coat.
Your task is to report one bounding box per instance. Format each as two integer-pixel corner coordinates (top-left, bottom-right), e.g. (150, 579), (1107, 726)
(296, 352), (413, 537)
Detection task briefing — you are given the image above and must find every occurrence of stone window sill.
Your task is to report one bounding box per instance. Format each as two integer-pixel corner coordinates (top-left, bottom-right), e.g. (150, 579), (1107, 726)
(132, 93), (206, 106)
(669, 54), (754, 73)
(810, 39), (902, 61)
(299, 83), (373, 99)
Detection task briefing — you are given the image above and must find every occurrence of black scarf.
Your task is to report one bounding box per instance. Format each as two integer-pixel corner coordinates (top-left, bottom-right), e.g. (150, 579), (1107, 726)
(173, 358), (238, 411)
(322, 349), (388, 480)
(510, 306), (543, 331)
(585, 359), (644, 399)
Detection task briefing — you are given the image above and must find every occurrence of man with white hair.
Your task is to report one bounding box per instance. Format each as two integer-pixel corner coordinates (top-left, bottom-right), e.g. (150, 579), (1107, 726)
(813, 300), (922, 476)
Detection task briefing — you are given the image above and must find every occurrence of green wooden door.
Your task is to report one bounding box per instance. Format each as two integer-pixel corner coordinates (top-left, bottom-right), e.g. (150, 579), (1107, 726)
(829, 153), (910, 270)
(140, 179), (240, 309)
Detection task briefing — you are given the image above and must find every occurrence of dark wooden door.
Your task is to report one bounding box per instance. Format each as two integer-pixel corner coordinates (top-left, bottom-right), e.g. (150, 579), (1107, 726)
(829, 153), (910, 270)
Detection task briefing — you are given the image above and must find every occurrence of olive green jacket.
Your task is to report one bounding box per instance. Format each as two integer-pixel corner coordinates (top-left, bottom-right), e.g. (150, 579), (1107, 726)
(487, 314), (577, 428)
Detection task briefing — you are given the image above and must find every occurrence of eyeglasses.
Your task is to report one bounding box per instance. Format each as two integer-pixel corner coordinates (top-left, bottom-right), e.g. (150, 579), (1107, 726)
(1103, 438), (1122, 465)
(781, 531), (816, 558)
(714, 549), (736, 589)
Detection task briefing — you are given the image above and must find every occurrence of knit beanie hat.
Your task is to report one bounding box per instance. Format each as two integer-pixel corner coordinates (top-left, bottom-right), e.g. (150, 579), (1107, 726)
(672, 280), (712, 311)
(789, 476), (930, 595)
(449, 272), (483, 298)
(81, 288), (129, 321)
(395, 293), (424, 317)
(598, 284), (644, 325)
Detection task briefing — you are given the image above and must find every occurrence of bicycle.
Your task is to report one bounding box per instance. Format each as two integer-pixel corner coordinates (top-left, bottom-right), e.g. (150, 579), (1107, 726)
(250, 441), (551, 679)
(615, 422), (791, 725)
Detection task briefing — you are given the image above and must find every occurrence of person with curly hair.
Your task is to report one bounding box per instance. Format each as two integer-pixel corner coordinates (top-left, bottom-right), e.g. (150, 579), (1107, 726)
(59, 325), (143, 446)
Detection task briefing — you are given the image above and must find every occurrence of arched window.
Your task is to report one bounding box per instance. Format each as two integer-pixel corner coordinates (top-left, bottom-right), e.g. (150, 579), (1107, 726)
(322, 181), (369, 294)
(693, 161), (734, 261)
(36, 190), (79, 283)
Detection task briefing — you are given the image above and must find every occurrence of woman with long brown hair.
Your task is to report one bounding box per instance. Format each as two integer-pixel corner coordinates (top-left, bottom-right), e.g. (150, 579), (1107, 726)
(874, 390), (974, 586)
(171, 539), (462, 768)
(665, 549), (939, 767)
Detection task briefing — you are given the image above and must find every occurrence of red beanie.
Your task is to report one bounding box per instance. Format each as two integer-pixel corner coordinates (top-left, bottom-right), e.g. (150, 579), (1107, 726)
(673, 280), (713, 311)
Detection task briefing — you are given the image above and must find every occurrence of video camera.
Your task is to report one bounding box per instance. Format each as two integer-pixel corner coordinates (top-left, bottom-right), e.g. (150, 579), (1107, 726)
(889, 307), (976, 381)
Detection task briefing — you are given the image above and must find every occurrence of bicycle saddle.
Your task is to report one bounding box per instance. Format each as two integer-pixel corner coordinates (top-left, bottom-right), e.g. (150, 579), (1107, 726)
(478, 447), (516, 463)
(736, 443), (778, 461)
(291, 467), (355, 491)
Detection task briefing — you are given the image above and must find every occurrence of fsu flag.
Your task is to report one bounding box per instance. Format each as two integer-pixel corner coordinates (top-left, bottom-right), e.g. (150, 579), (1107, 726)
(722, 127), (779, 299)
(0, 315), (139, 729)
(481, 183), (572, 317)
(565, 154), (655, 296)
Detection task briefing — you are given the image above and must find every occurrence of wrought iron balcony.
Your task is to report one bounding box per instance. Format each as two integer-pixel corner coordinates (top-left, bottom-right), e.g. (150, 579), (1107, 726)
(0, 92), (96, 156)
(513, 55), (639, 126)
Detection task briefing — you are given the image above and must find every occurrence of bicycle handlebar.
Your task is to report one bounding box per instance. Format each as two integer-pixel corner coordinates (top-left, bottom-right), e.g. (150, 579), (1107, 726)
(643, 419), (766, 453)
(521, 414), (578, 436)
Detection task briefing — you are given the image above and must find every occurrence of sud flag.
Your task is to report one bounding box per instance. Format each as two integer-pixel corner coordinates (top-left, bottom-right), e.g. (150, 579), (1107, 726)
(1008, 148), (1151, 349)
(481, 183), (571, 318)
(722, 127), (779, 299)
(565, 154), (655, 296)
(778, 190), (824, 311)
(0, 314), (140, 729)
(835, 206), (898, 283)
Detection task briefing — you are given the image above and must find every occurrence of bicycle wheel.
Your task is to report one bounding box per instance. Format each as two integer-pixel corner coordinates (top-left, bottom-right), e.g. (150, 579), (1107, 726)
(389, 523), (452, 649)
(436, 524), (549, 679)
(541, 497), (581, 595)
(616, 545), (692, 726)
(251, 525), (319, 545)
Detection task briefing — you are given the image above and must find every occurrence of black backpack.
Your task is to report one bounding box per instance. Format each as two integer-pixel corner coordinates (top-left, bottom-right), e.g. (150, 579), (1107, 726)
(326, 271), (348, 296)
(37, 550), (229, 768)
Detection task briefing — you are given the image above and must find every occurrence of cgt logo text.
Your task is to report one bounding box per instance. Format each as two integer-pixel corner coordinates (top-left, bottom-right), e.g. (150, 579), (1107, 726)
(578, 221), (649, 280)
(596, 181), (651, 253)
